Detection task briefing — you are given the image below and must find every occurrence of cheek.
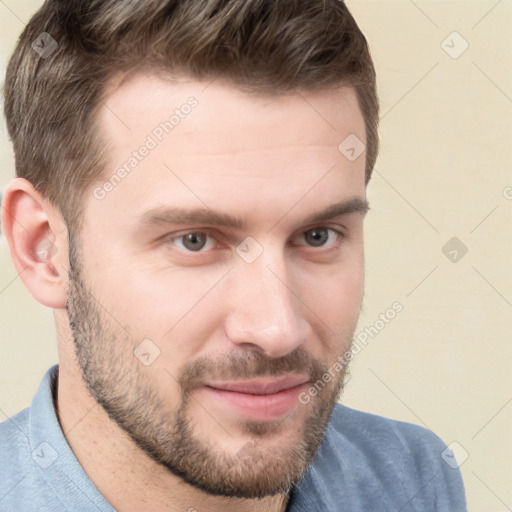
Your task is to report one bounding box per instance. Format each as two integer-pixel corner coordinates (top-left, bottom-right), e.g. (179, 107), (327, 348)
(92, 262), (228, 357)
(302, 245), (364, 301)
(325, 270), (363, 323)
(298, 254), (364, 339)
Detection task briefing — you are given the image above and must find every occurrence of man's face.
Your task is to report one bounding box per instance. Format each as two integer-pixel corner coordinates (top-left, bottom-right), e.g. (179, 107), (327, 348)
(66, 73), (367, 498)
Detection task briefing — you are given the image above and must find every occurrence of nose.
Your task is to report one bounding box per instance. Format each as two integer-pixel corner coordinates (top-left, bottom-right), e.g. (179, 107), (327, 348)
(224, 252), (310, 358)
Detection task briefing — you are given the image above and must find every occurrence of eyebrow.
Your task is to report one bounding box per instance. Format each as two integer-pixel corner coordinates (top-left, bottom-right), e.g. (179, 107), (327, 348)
(138, 197), (369, 230)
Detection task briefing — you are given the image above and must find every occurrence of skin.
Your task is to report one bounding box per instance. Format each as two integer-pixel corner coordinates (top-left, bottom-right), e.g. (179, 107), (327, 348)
(2, 72), (368, 512)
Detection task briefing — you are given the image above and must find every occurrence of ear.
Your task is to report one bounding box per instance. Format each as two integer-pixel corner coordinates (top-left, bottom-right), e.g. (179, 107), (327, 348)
(1, 178), (69, 309)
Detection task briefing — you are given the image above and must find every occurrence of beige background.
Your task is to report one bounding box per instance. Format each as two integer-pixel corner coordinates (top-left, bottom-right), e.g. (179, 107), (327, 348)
(1, 1), (511, 511)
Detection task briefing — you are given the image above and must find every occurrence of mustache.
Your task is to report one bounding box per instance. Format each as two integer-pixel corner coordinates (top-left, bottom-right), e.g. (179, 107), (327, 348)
(177, 348), (329, 396)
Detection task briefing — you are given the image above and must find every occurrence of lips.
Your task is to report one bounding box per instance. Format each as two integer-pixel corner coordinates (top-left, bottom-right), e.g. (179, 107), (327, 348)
(203, 375), (310, 395)
(200, 375), (311, 421)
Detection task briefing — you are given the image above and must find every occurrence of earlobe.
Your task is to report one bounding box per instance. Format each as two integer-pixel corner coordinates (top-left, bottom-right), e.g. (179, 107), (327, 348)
(1, 178), (69, 309)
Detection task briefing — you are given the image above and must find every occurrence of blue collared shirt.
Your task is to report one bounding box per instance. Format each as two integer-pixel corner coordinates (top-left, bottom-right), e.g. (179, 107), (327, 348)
(0, 365), (466, 511)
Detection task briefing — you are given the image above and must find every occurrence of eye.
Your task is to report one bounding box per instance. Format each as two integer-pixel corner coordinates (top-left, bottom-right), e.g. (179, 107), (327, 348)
(171, 232), (217, 252)
(295, 227), (343, 248)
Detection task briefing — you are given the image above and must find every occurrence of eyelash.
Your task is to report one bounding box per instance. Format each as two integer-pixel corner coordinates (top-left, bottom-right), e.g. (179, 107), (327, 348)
(167, 227), (346, 253)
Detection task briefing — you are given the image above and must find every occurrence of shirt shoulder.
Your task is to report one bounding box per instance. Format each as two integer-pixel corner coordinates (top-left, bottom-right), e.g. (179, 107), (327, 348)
(0, 367), (114, 512)
(0, 407), (67, 512)
(289, 404), (467, 512)
(330, 403), (456, 469)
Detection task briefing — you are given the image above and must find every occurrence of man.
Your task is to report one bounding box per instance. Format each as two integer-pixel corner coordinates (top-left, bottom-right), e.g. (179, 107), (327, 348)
(0, 0), (466, 510)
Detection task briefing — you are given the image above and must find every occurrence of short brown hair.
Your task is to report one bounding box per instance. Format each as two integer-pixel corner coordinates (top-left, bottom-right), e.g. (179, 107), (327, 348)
(4, 0), (378, 231)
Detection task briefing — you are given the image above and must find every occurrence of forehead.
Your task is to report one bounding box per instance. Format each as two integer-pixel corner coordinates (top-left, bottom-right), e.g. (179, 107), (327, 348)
(99, 70), (365, 156)
(89, 71), (366, 228)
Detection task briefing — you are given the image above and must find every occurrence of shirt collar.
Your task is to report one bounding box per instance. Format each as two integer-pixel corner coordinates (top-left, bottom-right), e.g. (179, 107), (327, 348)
(28, 364), (115, 511)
